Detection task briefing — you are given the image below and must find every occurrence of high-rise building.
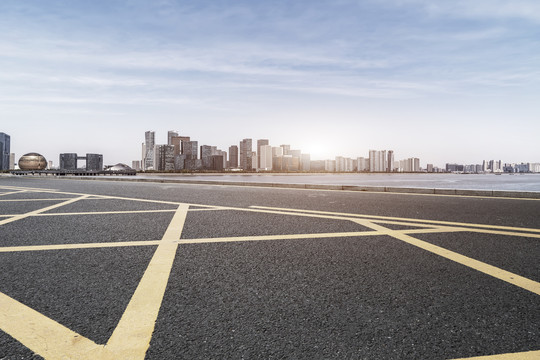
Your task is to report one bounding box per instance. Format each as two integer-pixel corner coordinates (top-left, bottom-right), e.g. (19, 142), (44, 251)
(324, 159), (335, 172)
(86, 153), (103, 171)
(280, 144), (291, 156)
(132, 161), (141, 171)
(369, 150), (387, 172)
(301, 154), (311, 171)
(183, 141), (198, 160)
(9, 153), (15, 170)
(215, 150), (227, 169)
(387, 150), (394, 172)
(209, 155), (224, 171)
(240, 139), (252, 170)
(59, 153), (78, 170)
(272, 147), (284, 157)
(345, 158), (354, 172)
(167, 131), (179, 146)
(200, 145), (217, 169)
(257, 139), (269, 169)
(170, 136), (190, 156)
(0, 132), (10, 171)
(310, 160), (325, 172)
(335, 156), (345, 172)
(272, 155), (283, 171)
(143, 131), (155, 170)
(251, 151), (258, 170)
(357, 157), (369, 172)
(154, 145), (175, 171)
(229, 145), (238, 168)
(258, 145), (272, 170)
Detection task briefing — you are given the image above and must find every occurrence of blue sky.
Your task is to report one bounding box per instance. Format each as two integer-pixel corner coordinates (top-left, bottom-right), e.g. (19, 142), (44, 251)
(1, 0), (539, 166)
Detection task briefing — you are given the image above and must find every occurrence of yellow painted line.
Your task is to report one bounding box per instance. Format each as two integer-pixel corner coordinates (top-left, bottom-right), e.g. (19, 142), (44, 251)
(35, 209), (177, 216)
(105, 203), (189, 359)
(355, 220), (540, 296)
(0, 195), (90, 226)
(0, 292), (110, 359)
(177, 231), (380, 244)
(176, 227), (462, 245)
(451, 349), (540, 359)
(0, 229), (459, 252)
(0, 190), (28, 197)
(0, 240), (161, 253)
(188, 207), (230, 212)
(0, 185), (58, 192)
(0, 198), (77, 202)
(251, 206), (540, 235)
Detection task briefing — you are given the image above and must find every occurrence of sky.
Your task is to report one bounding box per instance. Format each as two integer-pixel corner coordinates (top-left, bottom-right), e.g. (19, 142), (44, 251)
(1, 0), (539, 167)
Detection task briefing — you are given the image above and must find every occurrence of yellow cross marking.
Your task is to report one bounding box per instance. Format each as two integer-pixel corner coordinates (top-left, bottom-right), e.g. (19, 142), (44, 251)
(451, 349), (540, 359)
(0, 202), (188, 359)
(0, 185), (538, 358)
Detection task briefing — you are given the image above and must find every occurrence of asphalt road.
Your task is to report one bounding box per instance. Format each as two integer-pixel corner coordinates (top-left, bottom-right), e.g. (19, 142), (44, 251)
(0, 177), (539, 360)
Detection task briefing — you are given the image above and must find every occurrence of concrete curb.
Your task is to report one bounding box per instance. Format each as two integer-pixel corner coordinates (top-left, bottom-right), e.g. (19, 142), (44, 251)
(5, 174), (540, 199)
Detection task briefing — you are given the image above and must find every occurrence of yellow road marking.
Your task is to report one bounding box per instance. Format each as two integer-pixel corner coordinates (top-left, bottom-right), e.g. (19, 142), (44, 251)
(0, 228), (459, 253)
(452, 349), (540, 359)
(251, 206), (540, 235)
(177, 231), (379, 244)
(0, 240), (161, 253)
(0, 204), (188, 359)
(1, 185), (538, 357)
(0, 185), (58, 192)
(0, 198), (77, 202)
(0, 292), (109, 359)
(105, 203), (189, 358)
(175, 227), (462, 244)
(354, 220), (540, 296)
(0, 190), (28, 197)
(35, 209), (177, 216)
(0, 195), (90, 226)
(187, 207), (230, 212)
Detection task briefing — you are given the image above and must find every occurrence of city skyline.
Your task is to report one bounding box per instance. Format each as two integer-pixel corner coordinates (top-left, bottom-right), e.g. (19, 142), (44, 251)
(1, 1), (539, 165)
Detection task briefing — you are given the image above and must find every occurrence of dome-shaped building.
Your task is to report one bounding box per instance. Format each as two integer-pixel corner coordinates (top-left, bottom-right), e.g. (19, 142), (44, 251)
(18, 153), (47, 171)
(106, 163), (133, 171)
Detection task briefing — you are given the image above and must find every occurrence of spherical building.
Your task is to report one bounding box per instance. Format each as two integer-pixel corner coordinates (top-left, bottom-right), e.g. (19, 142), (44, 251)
(107, 163), (133, 171)
(18, 153), (47, 171)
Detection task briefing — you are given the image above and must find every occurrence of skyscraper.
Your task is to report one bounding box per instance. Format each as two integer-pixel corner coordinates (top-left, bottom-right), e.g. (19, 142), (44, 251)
(357, 157), (369, 172)
(154, 145), (175, 171)
(0, 132), (11, 171)
(143, 131), (155, 170)
(9, 153), (15, 170)
(387, 150), (394, 172)
(240, 139), (252, 170)
(369, 150), (387, 172)
(170, 136), (190, 156)
(229, 145), (238, 168)
(200, 145), (216, 169)
(301, 154), (311, 171)
(183, 141), (198, 160)
(167, 130), (179, 145)
(257, 139), (269, 169)
(258, 145), (272, 170)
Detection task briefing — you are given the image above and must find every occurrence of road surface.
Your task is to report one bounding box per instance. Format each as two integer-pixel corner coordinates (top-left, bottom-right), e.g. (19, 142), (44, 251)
(0, 177), (538, 359)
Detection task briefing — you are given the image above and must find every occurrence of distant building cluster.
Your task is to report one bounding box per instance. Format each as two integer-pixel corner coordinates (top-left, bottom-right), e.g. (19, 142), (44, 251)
(445, 160), (540, 174)
(134, 130), (424, 173)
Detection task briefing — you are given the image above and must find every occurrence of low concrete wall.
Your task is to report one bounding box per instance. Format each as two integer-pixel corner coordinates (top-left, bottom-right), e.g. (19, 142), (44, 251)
(11, 174), (540, 199)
